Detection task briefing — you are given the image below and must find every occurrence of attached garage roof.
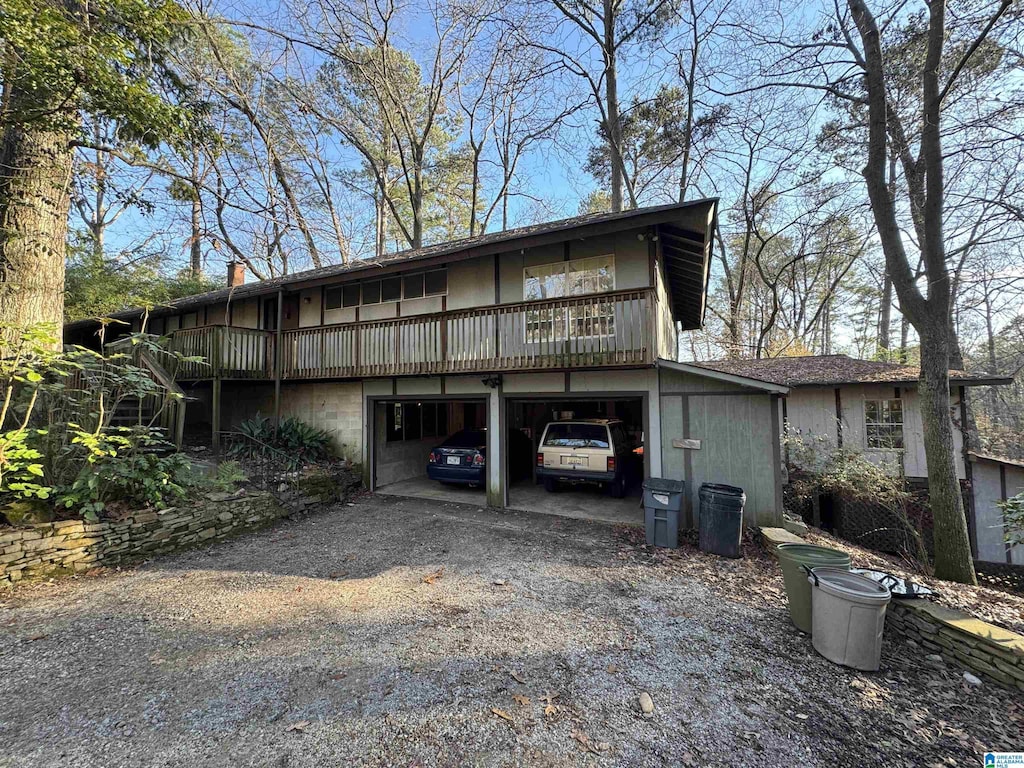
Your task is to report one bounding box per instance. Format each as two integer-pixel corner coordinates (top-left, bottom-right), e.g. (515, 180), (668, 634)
(65, 199), (718, 332)
(657, 359), (789, 394)
(691, 354), (1012, 388)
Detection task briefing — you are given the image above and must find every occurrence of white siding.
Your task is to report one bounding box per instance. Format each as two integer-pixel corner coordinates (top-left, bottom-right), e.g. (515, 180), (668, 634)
(971, 458), (1024, 565)
(784, 384), (967, 480)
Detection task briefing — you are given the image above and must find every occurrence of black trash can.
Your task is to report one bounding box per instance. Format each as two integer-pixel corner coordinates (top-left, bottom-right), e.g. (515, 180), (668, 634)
(698, 483), (745, 558)
(642, 478), (685, 548)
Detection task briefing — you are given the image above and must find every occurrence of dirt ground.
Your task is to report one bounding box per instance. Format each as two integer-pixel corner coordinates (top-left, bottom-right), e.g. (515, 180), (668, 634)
(1, 494), (1020, 767)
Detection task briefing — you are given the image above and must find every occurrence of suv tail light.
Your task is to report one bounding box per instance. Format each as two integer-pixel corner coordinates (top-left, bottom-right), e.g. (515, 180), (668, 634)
(607, 456), (616, 472)
(537, 453), (544, 467)
(473, 453), (485, 466)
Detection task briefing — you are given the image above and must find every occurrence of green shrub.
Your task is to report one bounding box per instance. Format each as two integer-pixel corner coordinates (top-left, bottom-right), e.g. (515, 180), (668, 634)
(1000, 492), (1024, 547)
(54, 427), (190, 521)
(229, 414), (333, 470)
(1, 324), (196, 522)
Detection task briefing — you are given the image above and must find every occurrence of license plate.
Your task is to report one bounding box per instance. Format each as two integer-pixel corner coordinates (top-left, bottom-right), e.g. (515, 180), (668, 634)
(446, 456), (461, 465)
(562, 456), (586, 466)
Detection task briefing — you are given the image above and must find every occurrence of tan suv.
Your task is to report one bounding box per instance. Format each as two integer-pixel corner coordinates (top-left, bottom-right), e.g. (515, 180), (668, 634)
(536, 419), (634, 497)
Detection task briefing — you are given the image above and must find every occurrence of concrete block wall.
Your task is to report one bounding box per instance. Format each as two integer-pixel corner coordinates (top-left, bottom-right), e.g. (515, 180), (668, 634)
(221, 381), (363, 464)
(277, 382), (363, 463)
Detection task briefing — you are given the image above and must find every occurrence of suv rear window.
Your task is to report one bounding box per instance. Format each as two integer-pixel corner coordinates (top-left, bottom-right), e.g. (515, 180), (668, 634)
(542, 424), (610, 449)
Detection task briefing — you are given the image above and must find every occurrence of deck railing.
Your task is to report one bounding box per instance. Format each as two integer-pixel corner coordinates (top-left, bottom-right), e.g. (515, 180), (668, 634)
(169, 326), (275, 379)
(168, 288), (655, 381)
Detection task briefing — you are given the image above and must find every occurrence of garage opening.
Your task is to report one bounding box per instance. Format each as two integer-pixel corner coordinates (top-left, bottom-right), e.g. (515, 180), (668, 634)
(506, 396), (645, 524)
(373, 397), (488, 503)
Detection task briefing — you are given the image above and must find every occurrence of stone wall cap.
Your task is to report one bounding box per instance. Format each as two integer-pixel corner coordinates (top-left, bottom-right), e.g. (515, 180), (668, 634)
(905, 600), (1024, 655)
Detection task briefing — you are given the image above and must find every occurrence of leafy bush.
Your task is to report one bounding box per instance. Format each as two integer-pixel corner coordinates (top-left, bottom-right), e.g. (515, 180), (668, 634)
(784, 425), (928, 567)
(1, 324), (195, 523)
(1000, 492), (1024, 547)
(228, 414), (333, 470)
(54, 427), (190, 521)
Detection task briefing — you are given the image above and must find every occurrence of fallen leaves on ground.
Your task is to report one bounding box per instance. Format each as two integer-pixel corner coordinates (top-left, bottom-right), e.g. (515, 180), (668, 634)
(511, 694), (531, 706)
(490, 707), (514, 723)
(422, 567), (445, 585)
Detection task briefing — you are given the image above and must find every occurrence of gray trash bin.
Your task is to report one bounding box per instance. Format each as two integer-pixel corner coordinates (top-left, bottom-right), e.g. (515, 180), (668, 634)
(643, 478), (685, 548)
(808, 567), (892, 671)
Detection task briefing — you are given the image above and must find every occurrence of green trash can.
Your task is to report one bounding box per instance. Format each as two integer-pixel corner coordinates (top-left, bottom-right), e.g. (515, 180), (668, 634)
(776, 543), (851, 633)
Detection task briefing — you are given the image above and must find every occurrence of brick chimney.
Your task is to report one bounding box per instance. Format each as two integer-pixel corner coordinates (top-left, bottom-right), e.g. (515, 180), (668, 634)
(227, 261), (245, 287)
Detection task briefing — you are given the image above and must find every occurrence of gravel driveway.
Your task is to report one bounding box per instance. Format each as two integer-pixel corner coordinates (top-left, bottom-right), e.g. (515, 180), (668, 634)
(1, 494), (1019, 767)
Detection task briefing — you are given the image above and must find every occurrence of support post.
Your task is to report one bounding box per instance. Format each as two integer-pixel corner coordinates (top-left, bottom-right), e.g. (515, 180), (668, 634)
(212, 377), (222, 458)
(274, 288), (283, 434)
(487, 385), (504, 508)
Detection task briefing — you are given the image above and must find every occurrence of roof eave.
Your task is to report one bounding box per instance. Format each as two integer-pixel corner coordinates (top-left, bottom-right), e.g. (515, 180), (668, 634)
(658, 359), (790, 394)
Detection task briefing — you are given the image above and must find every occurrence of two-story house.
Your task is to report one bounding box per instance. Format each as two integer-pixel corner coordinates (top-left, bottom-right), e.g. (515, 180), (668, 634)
(65, 200), (790, 527)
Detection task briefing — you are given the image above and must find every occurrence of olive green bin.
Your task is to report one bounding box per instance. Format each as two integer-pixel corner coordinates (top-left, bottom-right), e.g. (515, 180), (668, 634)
(776, 543), (852, 633)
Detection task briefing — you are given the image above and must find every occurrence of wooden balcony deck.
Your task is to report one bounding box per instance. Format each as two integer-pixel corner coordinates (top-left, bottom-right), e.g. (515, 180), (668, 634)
(167, 288), (655, 381)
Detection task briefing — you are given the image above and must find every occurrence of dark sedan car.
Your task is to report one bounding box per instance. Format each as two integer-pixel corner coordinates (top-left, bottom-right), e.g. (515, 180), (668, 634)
(427, 429), (488, 487)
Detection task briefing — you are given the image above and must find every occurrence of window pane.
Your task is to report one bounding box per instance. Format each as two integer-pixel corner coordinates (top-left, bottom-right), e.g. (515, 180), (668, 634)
(405, 403), (422, 440)
(403, 273), (425, 299)
(362, 280), (381, 304)
(343, 284), (360, 307)
(424, 269), (447, 295)
(543, 424), (610, 448)
(568, 255), (615, 295)
(324, 286), (343, 310)
(386, 402), (402, 441)
(382, 276), (402, 302)
(864, 400), (879, 422)
(524, 262), (566, 300)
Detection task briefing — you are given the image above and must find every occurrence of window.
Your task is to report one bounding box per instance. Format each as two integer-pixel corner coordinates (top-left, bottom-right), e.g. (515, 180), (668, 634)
(384, 401), (450, 443)
(381, 276), (402, 302)
(324, 286), (343, 310)
(542, 423), (611, 449)
(424, 269), (447, 296)
(387, 402), (403, 441)
(403, 273), (425, 299)
(343, 284), (361, 307)
(865, 399), (904, 450)
(524, 255), (615, 342)
(362, 280), (381, 304)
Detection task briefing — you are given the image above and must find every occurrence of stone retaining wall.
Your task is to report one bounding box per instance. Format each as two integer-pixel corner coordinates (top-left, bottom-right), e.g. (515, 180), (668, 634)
(760, 526), (1024, 691)
(0, 484), (345, 587)
(885, 600), (1024, 692)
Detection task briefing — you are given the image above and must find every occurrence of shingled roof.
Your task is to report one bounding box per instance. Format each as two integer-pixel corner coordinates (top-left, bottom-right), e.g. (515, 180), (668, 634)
(692, 354), (1012, 388)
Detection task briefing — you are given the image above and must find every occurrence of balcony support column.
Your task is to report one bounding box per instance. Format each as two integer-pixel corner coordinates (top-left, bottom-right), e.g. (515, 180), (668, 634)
(212, 377), (222, 458)
(273, 288), (283, 435)
(486, 383), (505, 508)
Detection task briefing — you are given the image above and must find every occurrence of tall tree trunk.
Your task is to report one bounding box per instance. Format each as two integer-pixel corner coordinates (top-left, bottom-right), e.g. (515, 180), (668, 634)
(603, 0), (623, 213)
(190, 193), (202, 277)
(878, 268), (892, 353)
(0, 112), (73, 346)
(848, 0), (975, 583)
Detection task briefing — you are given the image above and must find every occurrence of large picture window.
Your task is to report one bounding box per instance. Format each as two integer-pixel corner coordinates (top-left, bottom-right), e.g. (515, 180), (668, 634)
(864, 399), (904, 450)
(523, 255), (615, 343)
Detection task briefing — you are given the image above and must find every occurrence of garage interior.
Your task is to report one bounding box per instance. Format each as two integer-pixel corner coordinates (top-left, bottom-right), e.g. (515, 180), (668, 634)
(373, 397), (489, 502)
(505, 396), (645, 524)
